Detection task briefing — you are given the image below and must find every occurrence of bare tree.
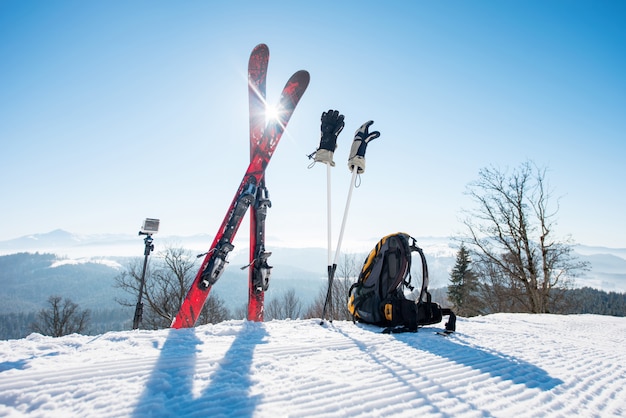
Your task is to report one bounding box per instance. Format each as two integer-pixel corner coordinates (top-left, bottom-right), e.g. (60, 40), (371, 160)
(266, 288), (303, 320)
(198, 294), (232, 325)
(305, 254), (360, 320)
(31, 295), (91, 337)
(115, 246), (231, 329)
(461, 161), (589, 313)
(145, 246), (198, 327)
(233, 304), (248, 320)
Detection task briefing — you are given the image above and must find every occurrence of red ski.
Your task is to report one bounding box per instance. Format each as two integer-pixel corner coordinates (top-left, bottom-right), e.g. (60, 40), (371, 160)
(248, 44), (270, 321)
(171, 45), (309, 328)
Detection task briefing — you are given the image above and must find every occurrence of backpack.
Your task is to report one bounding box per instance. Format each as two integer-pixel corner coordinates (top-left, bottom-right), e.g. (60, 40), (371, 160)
(347, 232), (456, 334)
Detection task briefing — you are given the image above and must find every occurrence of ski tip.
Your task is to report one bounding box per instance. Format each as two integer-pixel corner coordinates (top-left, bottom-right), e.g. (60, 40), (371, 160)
(287, 69), (309, 79)
(296, 69), (310, 80)
(288, 70), (310, 89)
(253, 43), (269, 52)
(249, 44), (270, 68)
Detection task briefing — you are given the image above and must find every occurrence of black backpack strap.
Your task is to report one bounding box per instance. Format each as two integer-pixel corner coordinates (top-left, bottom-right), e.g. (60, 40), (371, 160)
(382, 325), (415, 334)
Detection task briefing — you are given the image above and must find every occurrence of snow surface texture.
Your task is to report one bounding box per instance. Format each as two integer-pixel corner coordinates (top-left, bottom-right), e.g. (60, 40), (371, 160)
(1, 314), (624, 417)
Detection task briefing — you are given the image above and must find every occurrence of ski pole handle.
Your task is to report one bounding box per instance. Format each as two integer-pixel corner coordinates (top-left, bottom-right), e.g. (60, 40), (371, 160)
(348, 120), (379, 173)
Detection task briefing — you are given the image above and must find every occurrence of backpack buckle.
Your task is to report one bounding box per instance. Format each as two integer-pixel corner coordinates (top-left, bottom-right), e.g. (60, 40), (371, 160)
(384, 303), (393, 321)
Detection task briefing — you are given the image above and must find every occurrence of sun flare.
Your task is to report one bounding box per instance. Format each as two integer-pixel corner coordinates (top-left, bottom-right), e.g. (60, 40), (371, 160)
(265, 102), (282, 124)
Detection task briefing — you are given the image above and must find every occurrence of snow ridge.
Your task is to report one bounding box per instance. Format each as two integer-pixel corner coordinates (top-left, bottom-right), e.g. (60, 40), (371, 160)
(0, 314), (625, 417)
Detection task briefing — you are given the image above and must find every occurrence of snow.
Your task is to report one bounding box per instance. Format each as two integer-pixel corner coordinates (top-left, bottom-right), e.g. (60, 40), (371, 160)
(49, 258), (124, 269)
(1, 314), (625, 417)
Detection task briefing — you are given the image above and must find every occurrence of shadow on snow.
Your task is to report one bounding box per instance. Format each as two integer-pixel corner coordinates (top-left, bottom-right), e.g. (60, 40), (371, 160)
(133, 322), (267, 417)
(396, 328), (564, 391)
(0, 359), (29, 373)
(351, 324), (563, 391)
(336, 324), (564, 416)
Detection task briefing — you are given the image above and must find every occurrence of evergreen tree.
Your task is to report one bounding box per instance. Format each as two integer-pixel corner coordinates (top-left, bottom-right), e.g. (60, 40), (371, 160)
(448, 244), (482, 317)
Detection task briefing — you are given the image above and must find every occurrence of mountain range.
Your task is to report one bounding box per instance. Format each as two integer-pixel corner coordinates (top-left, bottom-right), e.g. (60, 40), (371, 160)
(0, 229), (624, 316)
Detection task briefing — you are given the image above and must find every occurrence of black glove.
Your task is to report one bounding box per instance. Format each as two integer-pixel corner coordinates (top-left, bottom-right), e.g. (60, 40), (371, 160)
(314, 109), (345, 166)
(348, 120), (380, 173)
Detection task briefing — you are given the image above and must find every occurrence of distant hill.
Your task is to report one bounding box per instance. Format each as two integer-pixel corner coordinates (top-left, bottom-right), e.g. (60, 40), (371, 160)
(0, 252), (128, 314)
(0, 251), (327, 315)
(0, 231), (624, 318)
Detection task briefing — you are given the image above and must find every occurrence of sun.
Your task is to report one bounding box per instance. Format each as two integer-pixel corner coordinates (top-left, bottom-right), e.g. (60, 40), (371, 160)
(265, 102), (282, 124)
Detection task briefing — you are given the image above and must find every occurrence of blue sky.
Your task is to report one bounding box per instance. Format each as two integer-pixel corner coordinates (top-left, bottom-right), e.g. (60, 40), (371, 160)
(1, 0), (625, 249)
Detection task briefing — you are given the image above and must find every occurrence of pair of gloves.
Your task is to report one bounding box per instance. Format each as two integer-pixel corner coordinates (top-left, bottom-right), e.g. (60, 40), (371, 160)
(313, 109), (379, 173)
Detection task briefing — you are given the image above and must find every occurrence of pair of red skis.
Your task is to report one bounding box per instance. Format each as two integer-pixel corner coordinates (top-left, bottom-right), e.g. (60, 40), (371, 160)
(171, 45), (309, 328)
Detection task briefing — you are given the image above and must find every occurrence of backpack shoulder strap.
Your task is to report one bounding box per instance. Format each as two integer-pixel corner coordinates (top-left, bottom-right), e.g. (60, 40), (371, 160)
(405, 235), (430, 303)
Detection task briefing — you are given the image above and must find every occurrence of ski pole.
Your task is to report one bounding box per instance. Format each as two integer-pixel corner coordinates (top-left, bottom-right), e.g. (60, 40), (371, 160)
(310, 109), (344, 322)
(326, 162), (333, 295)
(320, 120), (379, 324)
(320, 166), (357, 323)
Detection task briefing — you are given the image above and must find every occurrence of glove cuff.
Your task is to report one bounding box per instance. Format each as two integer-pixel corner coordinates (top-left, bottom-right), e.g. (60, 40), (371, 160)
(314, 149), (335, 166)
(348, 156), (365, 173)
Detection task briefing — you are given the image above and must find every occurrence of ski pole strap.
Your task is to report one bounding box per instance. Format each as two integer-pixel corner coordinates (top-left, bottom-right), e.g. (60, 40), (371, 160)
(348, 120), (379, 173)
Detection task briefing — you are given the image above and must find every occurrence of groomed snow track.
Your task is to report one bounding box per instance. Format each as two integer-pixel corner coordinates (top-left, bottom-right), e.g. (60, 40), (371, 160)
(1, 314), (625, 417)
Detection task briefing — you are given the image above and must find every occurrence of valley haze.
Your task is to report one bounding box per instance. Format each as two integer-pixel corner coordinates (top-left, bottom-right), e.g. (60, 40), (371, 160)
(1, 229), (624, 293)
